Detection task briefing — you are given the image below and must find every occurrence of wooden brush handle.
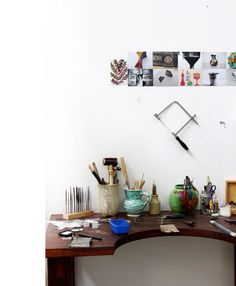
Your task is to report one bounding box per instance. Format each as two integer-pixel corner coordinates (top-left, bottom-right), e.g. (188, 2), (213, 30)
(120, 157), (130, 189)
(92, 162), (99, 176)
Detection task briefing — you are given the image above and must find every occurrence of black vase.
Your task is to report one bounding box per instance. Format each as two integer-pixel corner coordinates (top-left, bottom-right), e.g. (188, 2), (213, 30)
(210, 55), (218, 67)
(209, 73), (219, 86)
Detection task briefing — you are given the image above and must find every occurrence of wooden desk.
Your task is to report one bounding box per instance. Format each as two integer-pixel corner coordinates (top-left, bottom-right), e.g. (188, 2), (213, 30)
(46, 211), (236, 286)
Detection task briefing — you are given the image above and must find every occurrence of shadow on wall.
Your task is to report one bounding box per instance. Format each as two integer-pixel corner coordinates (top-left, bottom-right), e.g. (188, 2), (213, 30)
(75, 236), (233, 286)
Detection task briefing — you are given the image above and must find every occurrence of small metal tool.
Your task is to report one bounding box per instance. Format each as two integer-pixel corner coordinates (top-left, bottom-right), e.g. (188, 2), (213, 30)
(210, 220), (236, 237)
(63, 186), (94, 220)
(154, 101), (198, 151)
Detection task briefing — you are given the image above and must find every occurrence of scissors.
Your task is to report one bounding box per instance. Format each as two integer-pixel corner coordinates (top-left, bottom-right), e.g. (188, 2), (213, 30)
(209, 184), (216, 199)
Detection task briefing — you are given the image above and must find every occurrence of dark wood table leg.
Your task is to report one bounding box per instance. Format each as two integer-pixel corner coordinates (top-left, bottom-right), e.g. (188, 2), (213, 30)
(235, 244), (236, 286)
(47, 257), (75, 286)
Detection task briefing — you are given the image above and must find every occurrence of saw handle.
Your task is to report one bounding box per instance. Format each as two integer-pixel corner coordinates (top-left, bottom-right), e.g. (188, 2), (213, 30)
(176, 136), (189, 151)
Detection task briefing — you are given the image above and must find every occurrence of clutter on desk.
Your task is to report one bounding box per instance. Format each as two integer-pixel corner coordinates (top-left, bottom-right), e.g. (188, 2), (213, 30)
(200, 176), (219, 215)
(50, 218), (100, 231)
(63, 186), (94, 220)
(154, 101), (198, 151)
(149, 182), (161, 215)
(56, 219), (103, 245)
(169, 176), (199, 214)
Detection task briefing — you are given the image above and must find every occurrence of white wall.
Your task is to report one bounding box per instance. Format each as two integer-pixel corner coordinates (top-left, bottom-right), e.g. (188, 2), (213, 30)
(46, 1), (236, 285)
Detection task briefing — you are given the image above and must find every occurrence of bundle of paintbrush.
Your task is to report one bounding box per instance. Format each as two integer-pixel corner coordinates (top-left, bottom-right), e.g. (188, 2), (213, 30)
(88, 162), (106, 185)
(63, 186), (94, 220)
(120, 157), (145, 190)
(89, 159), (121, 186)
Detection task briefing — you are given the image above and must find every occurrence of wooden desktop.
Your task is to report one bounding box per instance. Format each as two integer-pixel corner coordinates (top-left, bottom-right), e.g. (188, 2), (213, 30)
(46, 211), (236, 286)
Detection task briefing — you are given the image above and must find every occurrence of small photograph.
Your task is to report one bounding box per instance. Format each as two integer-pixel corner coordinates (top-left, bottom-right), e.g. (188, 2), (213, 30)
(178, 69), (202, 86)
(110, 59), (128, 85)
(128, 69), (143, 86)
(226, 69), (236, 86)
(178, 52), (202, 70)
(202, 52), (226, 69)
(128, 51), (153, 69)
(202, 69), (226, 86)
(227, 52), (236, 69)
(153, 69), (178, 86)
(153, 52), (178, 69)
(142, 69), (153, 86)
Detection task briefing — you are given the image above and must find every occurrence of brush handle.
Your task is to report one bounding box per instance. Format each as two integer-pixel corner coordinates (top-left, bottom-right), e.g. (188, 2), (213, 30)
(89, 164), (104, 184)
(210, 220), (236, 237)
(176, 136), (189, 150)
(120, 157), (130, 189)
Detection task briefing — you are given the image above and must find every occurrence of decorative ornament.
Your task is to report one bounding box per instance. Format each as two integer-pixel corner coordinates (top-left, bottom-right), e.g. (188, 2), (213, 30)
(135, 51), (147, 69)
(110, 59), (128, 85)
(228, 52), (236, 69)
(210, 54), (218, 67)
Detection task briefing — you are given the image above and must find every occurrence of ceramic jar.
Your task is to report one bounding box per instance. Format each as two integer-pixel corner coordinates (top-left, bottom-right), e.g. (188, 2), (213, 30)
(169, 184), (199, 214)
(210, 54), (218, 67)
(98, 184), (119, 217)
(123, 189), (150, 217)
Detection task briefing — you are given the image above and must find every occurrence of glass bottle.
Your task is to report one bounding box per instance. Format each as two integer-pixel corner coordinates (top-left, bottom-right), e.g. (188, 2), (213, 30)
(149, 183), (161, 215)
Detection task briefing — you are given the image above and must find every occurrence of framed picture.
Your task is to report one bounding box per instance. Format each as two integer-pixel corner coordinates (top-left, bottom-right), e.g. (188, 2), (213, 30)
(225, 179), (236, 214)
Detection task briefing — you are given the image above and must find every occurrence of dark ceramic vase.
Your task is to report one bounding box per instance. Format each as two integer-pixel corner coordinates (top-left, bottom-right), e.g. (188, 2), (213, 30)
(209, 73), (219, 86)
(210, 54), (218, 67)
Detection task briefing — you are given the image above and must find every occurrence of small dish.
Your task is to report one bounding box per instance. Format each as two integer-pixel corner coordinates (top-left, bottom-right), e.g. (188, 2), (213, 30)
(109, 219), (130, 235)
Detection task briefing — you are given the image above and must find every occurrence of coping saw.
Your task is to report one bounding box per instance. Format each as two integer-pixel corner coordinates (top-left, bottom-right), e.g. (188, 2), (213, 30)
(154, 101), (198, 151)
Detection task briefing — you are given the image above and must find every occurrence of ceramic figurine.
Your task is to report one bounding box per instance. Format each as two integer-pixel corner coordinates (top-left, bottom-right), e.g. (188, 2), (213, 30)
(186, 70), (191, 81)
(180, 70), (185, 86)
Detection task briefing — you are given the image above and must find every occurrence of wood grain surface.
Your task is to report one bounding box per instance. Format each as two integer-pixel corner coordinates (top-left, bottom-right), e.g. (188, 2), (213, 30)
(46, 211), (236, 258)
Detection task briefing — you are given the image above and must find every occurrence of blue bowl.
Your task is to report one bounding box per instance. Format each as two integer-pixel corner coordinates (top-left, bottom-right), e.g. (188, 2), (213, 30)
(109, 219), (130, 235)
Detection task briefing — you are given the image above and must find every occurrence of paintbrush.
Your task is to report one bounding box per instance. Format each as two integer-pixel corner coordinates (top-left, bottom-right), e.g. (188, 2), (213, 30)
(88, 164), (104, 184)
(138, 173), (145, 189)
(120, 157), (130, 189)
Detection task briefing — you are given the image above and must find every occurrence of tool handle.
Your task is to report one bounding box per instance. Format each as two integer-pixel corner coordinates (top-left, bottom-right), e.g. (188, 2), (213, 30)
(91, 170), (103, 184)
(210, 220), (236, 237)
(120, 157), (130, 189)
(175, 136), (189, 151)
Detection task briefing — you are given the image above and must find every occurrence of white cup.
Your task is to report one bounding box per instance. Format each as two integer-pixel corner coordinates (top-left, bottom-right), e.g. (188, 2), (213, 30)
(220, 205), (231, 217)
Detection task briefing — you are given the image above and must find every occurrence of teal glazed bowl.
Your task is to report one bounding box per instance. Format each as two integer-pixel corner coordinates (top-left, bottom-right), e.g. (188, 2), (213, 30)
(109, 219), (130, 235)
